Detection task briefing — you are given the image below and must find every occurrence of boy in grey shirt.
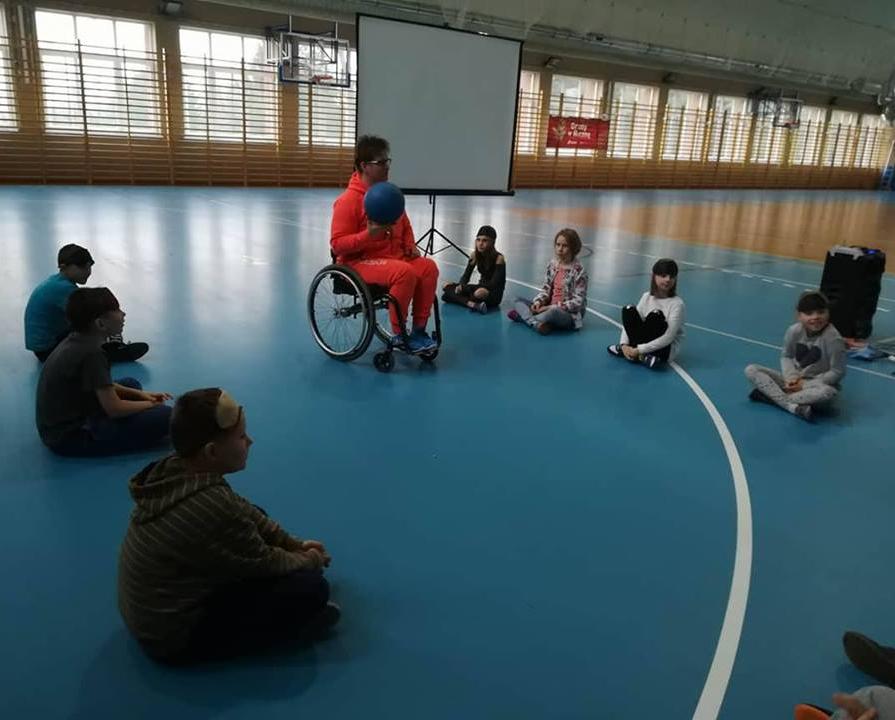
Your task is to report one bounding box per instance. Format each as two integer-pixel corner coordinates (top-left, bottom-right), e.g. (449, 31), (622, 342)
(745, 291), (846, 422)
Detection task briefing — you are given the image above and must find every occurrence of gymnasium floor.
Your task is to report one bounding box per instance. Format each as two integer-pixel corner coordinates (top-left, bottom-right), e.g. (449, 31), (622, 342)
(1, 185), (894, 720)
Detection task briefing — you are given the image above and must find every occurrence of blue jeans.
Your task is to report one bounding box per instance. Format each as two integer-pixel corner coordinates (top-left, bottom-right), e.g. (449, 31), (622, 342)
(50, 378), (172, 457)
(513, 298), (575, 331)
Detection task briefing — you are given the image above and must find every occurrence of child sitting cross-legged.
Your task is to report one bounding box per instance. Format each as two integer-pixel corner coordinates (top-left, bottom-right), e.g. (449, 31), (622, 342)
(441, 225), (506, 313)
(745, 290), (846, 422)
(507, 228), (588, 334)
(118, 388), (339, 664)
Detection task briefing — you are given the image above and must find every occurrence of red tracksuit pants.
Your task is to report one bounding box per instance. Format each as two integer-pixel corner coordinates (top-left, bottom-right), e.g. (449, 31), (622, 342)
(348, 256), (439, 334)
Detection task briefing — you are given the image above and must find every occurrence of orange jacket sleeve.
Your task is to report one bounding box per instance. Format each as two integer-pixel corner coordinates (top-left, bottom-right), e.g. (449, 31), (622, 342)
(399, 214), (417, 256)
(331, 192), (373, 258)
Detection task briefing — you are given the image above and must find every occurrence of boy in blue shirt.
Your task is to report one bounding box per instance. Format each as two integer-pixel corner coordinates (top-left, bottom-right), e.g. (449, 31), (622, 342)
(24, 244), (149, 363)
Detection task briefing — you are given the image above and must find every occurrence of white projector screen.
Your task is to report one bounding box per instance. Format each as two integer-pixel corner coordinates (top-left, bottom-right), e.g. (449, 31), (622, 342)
(357, 15), (522, 195)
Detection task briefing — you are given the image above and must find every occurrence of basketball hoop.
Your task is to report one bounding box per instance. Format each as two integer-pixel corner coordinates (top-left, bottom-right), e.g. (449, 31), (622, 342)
(751, 90), (802, 129)
(265, 27), (351, 87)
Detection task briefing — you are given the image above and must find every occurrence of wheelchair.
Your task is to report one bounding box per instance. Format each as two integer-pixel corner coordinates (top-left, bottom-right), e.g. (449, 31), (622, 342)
(307, 262), (442, 373)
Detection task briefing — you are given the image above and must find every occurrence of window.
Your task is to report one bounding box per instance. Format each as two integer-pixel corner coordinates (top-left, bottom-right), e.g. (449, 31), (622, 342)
(297, 48), (355, 147)
(609, 82), (659, 159)
(855, 114), (888, 168)
(789, 105), (826, 165)
(180, 28), (277, 143)
(822, 109), (859, 167)
(515, 69), (541, 154)
(707, 95), (750, 162)
(661, 89), (708, 161)
(518, 69), (540, 95)
(0, 6), (15, 131)
(549, 74), (603, 117)
(749, 116), (787, 165)
(35, 10), (159, 136)
(547, 74), (604, 156)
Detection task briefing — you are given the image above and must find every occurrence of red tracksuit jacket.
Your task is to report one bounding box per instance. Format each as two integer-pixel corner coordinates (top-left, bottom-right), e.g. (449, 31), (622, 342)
(330, 172), (416, 264)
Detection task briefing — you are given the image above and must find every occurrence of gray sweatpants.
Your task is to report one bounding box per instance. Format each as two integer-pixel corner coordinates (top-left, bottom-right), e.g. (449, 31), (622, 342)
(513, 298), (575, 331)
(831, 686), (895, 720)
(744, 364), (837, 412)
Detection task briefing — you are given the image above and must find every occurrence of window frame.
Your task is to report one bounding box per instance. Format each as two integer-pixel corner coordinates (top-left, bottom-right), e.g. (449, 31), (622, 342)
(179, 26), (279, 144)
(661, 89), (709, 162)
(34, 8), (160, 137)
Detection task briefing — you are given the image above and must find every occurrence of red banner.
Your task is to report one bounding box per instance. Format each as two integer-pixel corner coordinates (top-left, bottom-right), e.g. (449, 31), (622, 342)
(546, 116), (610, 150)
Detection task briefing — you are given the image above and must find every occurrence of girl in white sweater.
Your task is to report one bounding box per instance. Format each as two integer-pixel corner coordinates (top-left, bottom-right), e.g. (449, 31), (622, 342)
(607, 258), (685, 369)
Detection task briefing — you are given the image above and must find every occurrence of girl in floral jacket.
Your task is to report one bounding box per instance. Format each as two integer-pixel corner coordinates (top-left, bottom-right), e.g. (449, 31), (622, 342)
(508, 228), (588, 334)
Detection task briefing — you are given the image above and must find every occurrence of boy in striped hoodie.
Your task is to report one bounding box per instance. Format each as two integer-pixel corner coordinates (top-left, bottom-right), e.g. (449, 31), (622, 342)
(118, 388), (338, 663)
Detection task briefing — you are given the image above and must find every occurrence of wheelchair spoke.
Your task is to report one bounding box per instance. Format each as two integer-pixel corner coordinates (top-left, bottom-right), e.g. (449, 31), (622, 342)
(309, 269), (373, 357)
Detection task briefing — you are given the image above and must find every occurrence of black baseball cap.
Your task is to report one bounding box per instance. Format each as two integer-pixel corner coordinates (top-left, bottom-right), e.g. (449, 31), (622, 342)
(476, 225), (497, 240)
(57, 244), (94, 267)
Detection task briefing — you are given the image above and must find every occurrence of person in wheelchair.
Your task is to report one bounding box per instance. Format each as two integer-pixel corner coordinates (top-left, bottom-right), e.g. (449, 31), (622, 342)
(330, 135), (439, 355)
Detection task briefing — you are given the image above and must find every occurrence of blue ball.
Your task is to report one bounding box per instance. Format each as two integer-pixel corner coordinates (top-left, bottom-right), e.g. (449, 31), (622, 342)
(363, 182), (405, 225)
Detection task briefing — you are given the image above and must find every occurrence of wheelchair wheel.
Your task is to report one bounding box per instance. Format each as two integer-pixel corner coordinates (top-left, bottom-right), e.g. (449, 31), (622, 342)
(373, 351), (394, 373)
(307, 265), (375, 361)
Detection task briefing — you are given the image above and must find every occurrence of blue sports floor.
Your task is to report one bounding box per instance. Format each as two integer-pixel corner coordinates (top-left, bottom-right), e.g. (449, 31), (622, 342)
(1, 186), (894, 719)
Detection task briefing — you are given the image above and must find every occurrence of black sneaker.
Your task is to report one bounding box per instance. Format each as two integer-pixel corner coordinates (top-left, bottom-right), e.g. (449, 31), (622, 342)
(607, 344), (622, 357)
(843, 631), (895, 687)
(303, 602), (341, 641)
(102, 341), (149, 363)
(793, 404), (814, 422)
(748, 389), (773, 405)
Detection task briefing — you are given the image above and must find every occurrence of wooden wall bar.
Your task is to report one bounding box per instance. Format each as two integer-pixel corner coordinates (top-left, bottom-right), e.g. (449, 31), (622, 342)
(0, 21), (891, 190)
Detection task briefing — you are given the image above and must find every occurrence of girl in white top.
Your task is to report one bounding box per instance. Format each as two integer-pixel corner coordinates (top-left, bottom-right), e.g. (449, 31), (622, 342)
(607, 258), (685, 369)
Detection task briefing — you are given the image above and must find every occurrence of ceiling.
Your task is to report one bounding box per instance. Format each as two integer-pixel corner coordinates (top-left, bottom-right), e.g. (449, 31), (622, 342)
(199, 0), (895, 101)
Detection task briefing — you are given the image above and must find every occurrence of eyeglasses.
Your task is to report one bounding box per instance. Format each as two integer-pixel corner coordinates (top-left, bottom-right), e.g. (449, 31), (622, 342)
(366, 158), (392, 167)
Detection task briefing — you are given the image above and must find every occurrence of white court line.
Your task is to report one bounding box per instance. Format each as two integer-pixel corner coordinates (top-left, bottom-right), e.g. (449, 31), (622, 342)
(686, 323), (781, 351)
(526, 228), (895, 303)
(439, 260), (895, 383)
(436, 205), (895, 302)
(476, 266), (752, 720)
(685, 324), (895, 382)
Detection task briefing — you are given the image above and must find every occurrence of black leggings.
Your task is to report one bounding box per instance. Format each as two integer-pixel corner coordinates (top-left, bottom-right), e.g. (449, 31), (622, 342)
(441, 283), (502, 308)
(163, 569), (330, 664)
(622, 306), (671, 362)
